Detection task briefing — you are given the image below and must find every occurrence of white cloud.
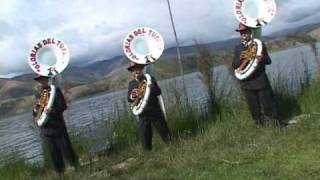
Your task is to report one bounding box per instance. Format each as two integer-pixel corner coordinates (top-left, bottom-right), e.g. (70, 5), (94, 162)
(0, 0), (319, 76)
(263, 0), (320, 34)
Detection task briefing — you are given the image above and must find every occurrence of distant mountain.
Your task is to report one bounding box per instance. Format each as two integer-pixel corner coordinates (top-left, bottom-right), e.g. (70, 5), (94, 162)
(11, 74), (36, 81)
(163, 38), (240, 58)
(61, 67), (102, 86)
(10, 22), (320, 83)
(269, 22), (320, 38)
(163, 22), (320, 58)
(3, 56), (127, 101)
(83, 56), (127, 76)
(12, 67), (101, 87)
(0, 78), (36, 100)
(1, 22), (320, 112)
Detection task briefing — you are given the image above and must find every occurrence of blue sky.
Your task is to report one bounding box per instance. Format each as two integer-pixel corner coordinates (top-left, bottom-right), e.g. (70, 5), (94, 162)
(0, 0), (319, 77)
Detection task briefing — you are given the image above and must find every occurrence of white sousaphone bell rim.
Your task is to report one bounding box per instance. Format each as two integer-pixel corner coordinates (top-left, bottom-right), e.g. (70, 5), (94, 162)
(233, 0), (277, 28)
(28, 38), (70, 77)
(36, 85), (56, 127)
(234, 38), (263, 80)
(132, 73), (152, 116)
(123, 27), (164, 65)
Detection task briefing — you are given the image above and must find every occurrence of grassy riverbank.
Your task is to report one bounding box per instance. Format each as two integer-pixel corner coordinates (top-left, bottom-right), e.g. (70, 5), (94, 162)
(1, 37), (319, 179)
(1, 73), (320, 179)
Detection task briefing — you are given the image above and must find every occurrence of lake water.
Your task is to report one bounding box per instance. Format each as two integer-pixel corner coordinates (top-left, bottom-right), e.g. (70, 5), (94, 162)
(0, 43), (319, 165)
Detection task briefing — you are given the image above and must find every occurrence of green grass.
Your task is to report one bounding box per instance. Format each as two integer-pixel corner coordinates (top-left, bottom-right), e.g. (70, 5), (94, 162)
(0, 163), (41, 180)
(1, 71), (320, 179)
(0, 155), (43, 180)
(3, 111), (320, 180)
(85, 78), (320, 179)
(113, 118), (320, 180)
(95, 90), (320, 180)
(1, 106), (320, 179)
(299, 78), (320, 114)
(39, 90), (318, 180)
(112, 113), (139, 151)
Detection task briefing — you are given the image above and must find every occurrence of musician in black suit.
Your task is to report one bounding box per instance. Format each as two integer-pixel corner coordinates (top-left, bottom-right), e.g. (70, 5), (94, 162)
(32, 75), (79, 174)
(127, 62), (171, 151)
(232, 23), (285, 127)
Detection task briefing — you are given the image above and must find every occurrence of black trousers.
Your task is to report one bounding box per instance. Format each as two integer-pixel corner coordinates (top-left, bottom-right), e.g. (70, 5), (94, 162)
(243, 87), (280, 126)
(139, 110), (171, 151)
(43, 130), (79, 173)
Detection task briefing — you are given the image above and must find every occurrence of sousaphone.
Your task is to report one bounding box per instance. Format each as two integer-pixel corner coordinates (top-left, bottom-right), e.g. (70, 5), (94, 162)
(233, 0), (276, 28)
(233, 0), (276, 80)
(123, 27), (164, 65)
(28, 37), (70, 127)
(123, 27), (166, 116)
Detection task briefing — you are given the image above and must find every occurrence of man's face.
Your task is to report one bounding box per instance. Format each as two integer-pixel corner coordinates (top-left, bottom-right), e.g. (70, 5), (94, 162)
(131, 67), (143, 79)
(37, 78), (49, 88)
(240, 29), (252, 44)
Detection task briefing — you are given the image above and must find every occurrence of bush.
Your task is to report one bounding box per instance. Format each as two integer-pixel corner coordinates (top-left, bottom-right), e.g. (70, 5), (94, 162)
(166, 104), (203, 138)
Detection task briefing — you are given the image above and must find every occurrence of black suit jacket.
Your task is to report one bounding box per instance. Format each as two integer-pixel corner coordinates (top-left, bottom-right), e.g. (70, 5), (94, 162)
(127, 75), (162, 115)
(33, 87), (68, 135)
(232, 40), (272, 90)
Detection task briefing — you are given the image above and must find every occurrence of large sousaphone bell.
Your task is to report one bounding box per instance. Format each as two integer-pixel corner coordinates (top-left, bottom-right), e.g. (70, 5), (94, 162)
(233, 0), (276, 28)
(233, 0), (276, 80)
(123, 27), (164, 65)
(28, 37), (70, 127)
(123, 27), (166, 116)
(28, 37), (70, 77)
